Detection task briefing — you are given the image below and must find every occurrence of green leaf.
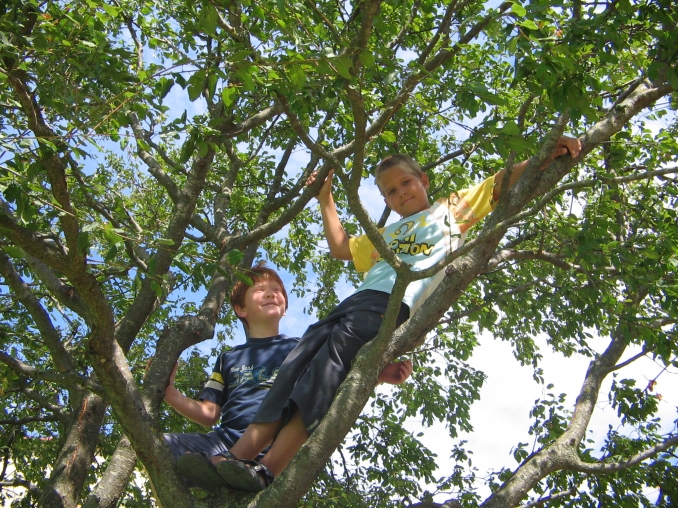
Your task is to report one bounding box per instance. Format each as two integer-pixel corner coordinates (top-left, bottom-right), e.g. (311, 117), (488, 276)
(173, 259), (191, 274)
(380, 131), (397, 143)
(234, 271), (253, 286)
(179, 135), (196, 163)
(103, 224), (123, 246)
(101, 4), (119, 17)
(78, 232), (90, 256)
(197, 140), (209, 158)
(227, 249), (244, 266)
(511, 2), (526, 17)
(150, 280), (163, 297)
(2, 246), (24, 259)
(333, 56), (353, 80)
(137, 139), (151, 152)
(230, 50), (253, 62)
(148, 256), (157, 276)
(222, 86), (237, 106)
(157, 77), (174, 100)
(359, 52), (375, 68)
(518, 19), (538, 30)
(200, 4), (218, 35)
(104, 245), (118, 262)
(187, 81), (202, 102)
(288, 64), (306, 89)
(207, 73), (218, 98)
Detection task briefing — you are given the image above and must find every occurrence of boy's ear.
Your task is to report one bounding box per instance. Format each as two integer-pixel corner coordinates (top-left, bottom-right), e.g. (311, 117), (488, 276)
(421, 173), (430, 190)
(234, 305), (247, 318)
(383, 197), (393, 210)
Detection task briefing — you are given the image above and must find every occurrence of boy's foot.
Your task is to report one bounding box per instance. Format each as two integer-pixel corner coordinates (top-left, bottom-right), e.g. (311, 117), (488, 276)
(177, 452), (230, 491)
(216, 459), (274, 493)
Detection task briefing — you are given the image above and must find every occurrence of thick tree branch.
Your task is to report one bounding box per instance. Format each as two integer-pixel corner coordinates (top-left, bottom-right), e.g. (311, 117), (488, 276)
(82, 436), (137, 508)
(21, 251), (90, 321)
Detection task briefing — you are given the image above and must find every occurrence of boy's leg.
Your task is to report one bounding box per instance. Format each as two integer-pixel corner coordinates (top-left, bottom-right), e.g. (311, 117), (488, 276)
(216, 408), (309, 492)
(222, 420), (282, 463)
(259, 408), (309, 476)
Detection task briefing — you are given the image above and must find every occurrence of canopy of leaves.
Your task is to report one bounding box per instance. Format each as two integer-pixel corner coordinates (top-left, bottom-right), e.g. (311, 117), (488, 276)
(0, 0), (676, 507)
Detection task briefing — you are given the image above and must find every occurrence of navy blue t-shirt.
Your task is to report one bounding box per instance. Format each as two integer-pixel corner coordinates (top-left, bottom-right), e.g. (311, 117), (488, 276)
(199, 334), (299, 448)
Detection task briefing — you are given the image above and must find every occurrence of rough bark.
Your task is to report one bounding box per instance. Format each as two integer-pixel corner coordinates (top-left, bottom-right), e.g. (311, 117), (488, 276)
(82, 436), (137, 508)
(39, 393), (107, 508)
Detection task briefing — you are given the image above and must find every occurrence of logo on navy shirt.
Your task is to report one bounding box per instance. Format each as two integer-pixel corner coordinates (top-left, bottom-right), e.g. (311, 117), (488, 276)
(228, 365), (280, 388)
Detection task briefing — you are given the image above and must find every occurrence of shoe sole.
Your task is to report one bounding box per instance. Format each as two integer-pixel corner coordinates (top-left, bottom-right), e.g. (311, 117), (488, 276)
(177, 453), (229, 491)
(216, 460), (266, 493)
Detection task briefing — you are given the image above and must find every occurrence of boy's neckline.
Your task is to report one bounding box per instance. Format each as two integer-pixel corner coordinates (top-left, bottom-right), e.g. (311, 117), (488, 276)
(247, 333), (285, 341)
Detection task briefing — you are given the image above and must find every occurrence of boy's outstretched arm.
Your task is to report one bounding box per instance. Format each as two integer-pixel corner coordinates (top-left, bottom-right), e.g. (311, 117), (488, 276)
(306, 170), (352, 260)
(378, 359), (413, 385)
(162, 362), (221, 427)
(492, 136), (581, 201)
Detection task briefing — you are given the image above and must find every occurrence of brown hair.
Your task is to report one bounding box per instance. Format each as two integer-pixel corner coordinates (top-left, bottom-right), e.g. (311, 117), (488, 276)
(374, 154), (425, 194)
(230, 261), (288, 331)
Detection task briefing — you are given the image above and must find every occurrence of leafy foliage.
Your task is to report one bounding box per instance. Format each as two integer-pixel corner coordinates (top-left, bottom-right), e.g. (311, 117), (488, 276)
(0, 0), (676, 507)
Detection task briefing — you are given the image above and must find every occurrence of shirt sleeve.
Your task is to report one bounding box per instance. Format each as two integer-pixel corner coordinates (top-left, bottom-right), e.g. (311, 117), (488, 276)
(440, 174), (497, 232)
(348, 231), (383, 274)
(199, 354), (227, 406)
(348, 228), (385, 273)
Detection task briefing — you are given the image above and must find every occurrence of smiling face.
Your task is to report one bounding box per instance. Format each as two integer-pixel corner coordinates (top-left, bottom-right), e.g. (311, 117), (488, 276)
(234, 278), (287, 326)
(377, 166), (431, 217)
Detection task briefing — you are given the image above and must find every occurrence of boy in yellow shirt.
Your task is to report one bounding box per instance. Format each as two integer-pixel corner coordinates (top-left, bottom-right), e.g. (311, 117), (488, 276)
(215, 137), (581, 492)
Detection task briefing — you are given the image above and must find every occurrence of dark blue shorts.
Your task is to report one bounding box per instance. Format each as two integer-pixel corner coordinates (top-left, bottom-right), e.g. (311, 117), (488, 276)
(163, 431), (231, 460)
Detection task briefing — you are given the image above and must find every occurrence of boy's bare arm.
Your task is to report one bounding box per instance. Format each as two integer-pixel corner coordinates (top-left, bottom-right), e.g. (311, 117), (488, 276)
(163, 362), (221, 427)
(492, 136), (581, 201)
(307, 170), (352, 260)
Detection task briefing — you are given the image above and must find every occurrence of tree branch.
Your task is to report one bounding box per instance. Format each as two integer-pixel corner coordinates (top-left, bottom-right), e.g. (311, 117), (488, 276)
(569, 435), (678, 474)
(0, 351), (102, 396)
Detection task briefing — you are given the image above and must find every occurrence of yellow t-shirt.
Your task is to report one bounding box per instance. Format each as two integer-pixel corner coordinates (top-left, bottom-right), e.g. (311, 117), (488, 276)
(348, 175), (497, 313)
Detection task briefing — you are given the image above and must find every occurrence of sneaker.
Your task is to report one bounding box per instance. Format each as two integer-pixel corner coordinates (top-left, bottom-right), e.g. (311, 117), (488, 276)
(216, 459), (274, 493)
(177, 452), (230, 491)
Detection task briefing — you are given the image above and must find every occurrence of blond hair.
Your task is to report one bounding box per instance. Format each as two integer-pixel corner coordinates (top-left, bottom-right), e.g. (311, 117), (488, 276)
(374, 154), (424, 194)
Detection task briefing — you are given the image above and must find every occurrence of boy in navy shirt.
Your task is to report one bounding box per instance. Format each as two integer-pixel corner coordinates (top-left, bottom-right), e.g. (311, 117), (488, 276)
(163, 262), (299, 489)
(164, 262), (411, 490)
